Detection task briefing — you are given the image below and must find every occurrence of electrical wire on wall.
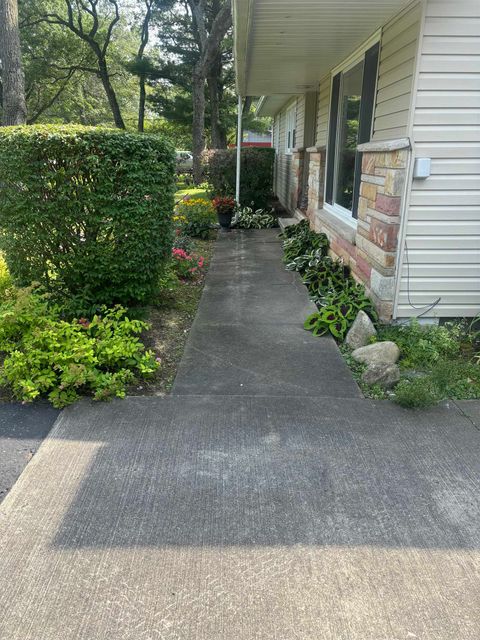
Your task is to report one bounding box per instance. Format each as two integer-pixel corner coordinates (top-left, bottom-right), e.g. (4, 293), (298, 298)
(403, 240), (441, 319)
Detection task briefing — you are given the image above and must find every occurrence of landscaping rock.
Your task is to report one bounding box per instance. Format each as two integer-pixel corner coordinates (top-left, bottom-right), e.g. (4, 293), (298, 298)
(352, 341), (400, 366)
(361, 363), (400, 388)
(345, 310), (377, 349)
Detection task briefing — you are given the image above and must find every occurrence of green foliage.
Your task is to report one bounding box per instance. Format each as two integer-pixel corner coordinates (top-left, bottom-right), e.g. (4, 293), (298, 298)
(394, 377), (441, 409)
(0, 255), (13, 302)
(234, 206), (278, 229)
(0, 288), (159, 408)
(377, 320), (461, 370)
(304, 283), (377, 340)
(0, 125), (175, 314)
(173, 233), (196, 254)
(373, 320), (480, 408)
(203, 147), (275, 208)
(281, 220), (376, 341)
(282, 222), (330, 263)
(175, 197), (216, 239)
(171, 249), (205, 280)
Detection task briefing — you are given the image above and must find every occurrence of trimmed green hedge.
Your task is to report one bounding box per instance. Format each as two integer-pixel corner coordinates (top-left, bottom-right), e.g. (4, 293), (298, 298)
(0, 125), (175, 313)
(203, 147), (274, 208)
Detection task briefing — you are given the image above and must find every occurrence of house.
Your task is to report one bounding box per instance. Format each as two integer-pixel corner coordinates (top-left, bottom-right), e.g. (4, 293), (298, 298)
(242, 129), (272, 147)
(232, 0), (480, 322)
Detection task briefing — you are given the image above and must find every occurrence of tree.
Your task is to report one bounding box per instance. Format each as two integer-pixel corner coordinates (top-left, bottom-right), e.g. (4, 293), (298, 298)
(35, 0), (126, 128)
(186, 0), (231, 182)
(0, 0), (27, 125)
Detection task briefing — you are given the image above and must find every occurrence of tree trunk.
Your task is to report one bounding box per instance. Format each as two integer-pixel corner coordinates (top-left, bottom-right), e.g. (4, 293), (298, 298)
(192, 68), (205, 184)
(0, 0), (27, 125)
(138, 74), (146, 132)
(98, 60), (125, 129)
(208, 74), (226, 148)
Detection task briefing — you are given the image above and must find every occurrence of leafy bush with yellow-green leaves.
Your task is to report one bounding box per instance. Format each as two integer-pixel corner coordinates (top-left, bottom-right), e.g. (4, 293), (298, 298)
(0, 287), (159, 408)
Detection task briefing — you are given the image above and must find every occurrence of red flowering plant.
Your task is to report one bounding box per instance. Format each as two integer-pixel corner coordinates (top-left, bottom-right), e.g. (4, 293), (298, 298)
(171, 248), (205, 280)
(212, 196), (236, 215)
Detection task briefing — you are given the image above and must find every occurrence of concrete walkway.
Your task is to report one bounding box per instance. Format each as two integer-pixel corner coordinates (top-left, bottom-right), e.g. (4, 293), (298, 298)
(0, 230), (479, 639)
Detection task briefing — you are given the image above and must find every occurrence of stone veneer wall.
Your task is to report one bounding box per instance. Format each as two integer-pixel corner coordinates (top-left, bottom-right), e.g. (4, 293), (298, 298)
(305, 139), (411, 322)
(290, 149), (305, 211)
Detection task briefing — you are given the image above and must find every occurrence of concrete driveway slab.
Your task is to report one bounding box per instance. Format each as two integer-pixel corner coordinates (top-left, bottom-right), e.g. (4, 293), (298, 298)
(0, 403), (59, 503)
(173, 322), (360, 397)
(0, 396), (478, 640)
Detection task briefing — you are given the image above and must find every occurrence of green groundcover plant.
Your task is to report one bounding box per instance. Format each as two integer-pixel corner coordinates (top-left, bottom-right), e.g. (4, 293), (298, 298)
(375, 319), (480, 408)
(0, 287), (159, 408)
(281, 220), (377, 341)
(0, 125), (175, 315)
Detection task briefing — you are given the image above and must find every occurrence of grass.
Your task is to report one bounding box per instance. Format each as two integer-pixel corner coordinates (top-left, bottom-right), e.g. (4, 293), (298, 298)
(341, 319), (480, 408)
(129, 235), (216, 395)
(175, 178), (209, 203)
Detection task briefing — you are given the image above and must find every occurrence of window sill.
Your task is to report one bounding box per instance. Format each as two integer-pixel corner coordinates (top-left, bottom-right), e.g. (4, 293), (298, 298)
(317, 205), (357, 244)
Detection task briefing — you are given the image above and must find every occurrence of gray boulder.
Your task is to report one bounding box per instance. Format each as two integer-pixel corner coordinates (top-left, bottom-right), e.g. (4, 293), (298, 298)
(361, 363), (400, 388)
(345, 310), (377, 349)
(352, 341), (400, 366)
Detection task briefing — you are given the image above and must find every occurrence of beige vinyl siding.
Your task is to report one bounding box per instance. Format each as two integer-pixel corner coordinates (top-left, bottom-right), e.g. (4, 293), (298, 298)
(396, 0), (480, 318)
(316, 75), (331, 147)
(373, 1), (422, 141)
(295, 95), (306, 148)
(273, 98), (298, 210)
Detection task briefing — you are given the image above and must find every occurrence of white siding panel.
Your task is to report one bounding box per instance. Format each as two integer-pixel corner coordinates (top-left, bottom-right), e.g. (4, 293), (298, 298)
(416, 92), (480, 108)
(414, 142), (480, 158)
(408, 206), (480, 220)
(423, 17), (480, 36)
(418, 73), (480, 91)
(397, 1), (480, 319)
(414, 109), (480, 126)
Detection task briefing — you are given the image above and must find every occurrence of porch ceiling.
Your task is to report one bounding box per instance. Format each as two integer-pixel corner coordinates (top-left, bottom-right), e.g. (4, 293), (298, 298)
(234, 0), (412, 97)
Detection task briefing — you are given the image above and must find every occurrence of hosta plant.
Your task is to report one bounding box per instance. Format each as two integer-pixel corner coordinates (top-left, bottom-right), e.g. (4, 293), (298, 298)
(234, 206), (278, 229)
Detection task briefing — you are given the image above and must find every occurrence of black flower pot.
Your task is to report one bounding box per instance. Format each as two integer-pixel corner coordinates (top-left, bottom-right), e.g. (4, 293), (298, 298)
(217, 210), (234, 230)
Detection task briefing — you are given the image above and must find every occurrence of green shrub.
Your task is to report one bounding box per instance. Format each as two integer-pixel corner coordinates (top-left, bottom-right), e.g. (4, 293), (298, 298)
(0, 255), (12, 301)
(304, 284), (377, 340)
(175, 196), (216, 239)
(0, 287), (159, 408)
(0, 125), (175, 314)
(394, 377), (441, 409)
(202, 147), (275, 208)
(234, 206), (278, 229)
(377, 320), (461, 369)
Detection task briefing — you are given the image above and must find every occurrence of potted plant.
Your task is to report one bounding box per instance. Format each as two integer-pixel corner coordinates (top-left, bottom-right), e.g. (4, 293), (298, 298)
(212, 196), (236, 230)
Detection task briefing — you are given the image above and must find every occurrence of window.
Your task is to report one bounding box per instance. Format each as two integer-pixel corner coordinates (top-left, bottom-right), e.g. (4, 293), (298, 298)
(325, 42), (380, 218)
(285, 103), (296, 153)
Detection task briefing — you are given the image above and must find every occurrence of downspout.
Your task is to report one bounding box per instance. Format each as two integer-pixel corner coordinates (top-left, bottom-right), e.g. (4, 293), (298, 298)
(235, 94), (243, 204)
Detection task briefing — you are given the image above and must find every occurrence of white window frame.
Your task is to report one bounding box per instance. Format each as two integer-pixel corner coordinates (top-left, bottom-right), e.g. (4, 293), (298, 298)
(324, 31), (380, 225)
(285, 102), (296, 154)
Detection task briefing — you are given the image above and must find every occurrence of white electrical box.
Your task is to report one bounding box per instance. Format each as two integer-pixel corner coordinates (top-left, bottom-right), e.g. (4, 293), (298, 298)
(413, 157), (431, 179)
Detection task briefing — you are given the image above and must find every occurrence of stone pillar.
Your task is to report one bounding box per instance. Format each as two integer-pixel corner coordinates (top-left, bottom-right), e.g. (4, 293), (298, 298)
(355, 138), (411, 322)
(306, 146), (326, 223)
(291, 148), (305, 211)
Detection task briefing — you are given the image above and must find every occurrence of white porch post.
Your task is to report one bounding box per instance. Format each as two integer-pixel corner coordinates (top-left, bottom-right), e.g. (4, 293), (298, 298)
(235, 94), (243, 204)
